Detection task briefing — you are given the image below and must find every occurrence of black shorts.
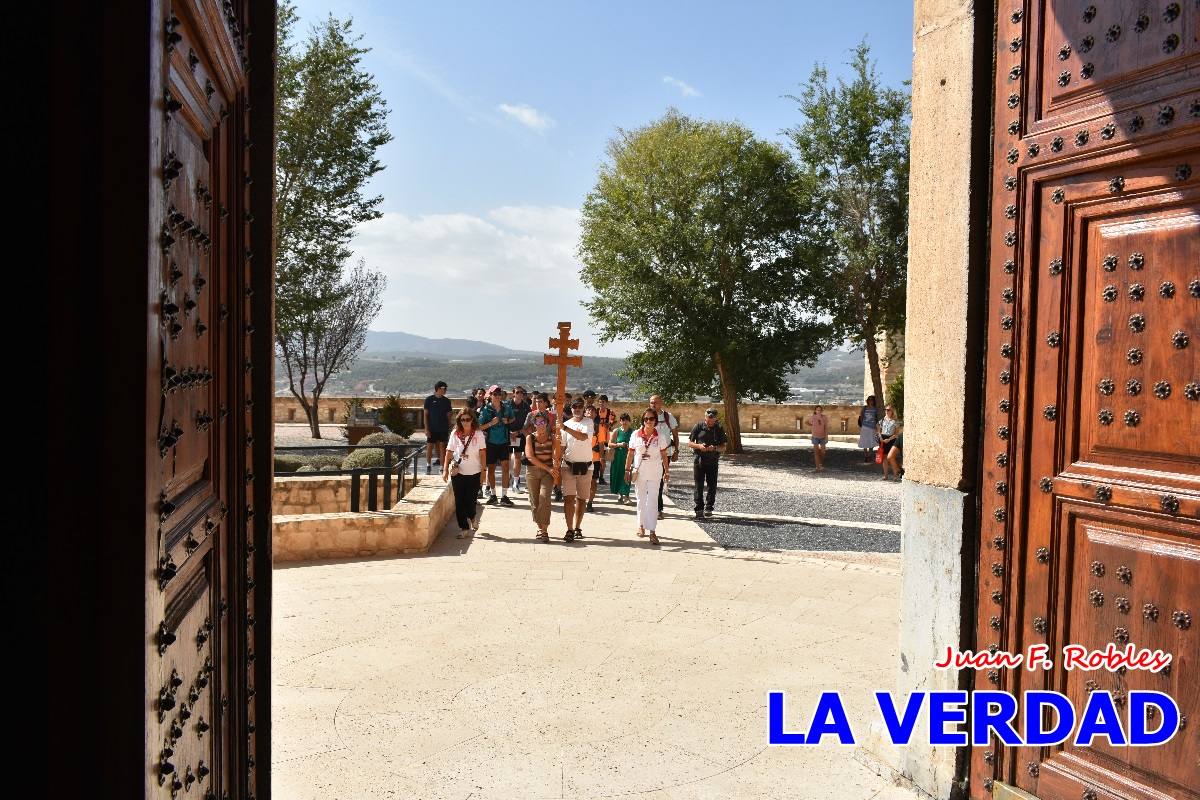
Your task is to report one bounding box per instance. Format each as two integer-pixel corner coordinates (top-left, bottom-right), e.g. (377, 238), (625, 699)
(511, 433), (526, 453)
(426, 430), (449, 444)
(486, 441), (510, 465)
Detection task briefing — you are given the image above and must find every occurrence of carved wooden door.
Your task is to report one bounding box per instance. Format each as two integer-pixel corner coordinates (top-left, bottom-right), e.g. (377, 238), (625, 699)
(148, 1), (269, 797)
(974, 3), (1199, 799)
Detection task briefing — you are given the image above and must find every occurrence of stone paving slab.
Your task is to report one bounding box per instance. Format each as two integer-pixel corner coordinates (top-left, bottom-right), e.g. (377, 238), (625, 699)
(273, 489), (916, 800)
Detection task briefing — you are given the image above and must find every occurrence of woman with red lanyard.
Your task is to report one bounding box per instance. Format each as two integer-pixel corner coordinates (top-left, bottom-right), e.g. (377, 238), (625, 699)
(625, 407), (670, 545)
(442, 409), (487, 538)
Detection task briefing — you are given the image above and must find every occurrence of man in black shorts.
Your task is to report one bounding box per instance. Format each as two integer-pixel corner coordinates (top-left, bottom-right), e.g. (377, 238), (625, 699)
(422, 380), (452, 473)
(507, 386), (532, 493)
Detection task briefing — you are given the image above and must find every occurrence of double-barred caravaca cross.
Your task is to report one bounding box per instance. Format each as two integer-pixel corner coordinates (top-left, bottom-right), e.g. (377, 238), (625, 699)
(544, 321), (583, 461)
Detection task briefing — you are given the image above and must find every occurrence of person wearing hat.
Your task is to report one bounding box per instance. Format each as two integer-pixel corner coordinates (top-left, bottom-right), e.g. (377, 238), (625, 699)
(478, 384), (516, 505)
(686, 408), (727, 519)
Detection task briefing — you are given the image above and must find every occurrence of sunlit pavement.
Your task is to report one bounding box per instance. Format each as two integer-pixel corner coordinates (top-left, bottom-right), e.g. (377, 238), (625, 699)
(272, 486), (915, 800)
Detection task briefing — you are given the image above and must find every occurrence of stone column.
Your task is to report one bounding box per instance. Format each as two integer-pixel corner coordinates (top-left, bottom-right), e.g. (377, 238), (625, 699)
(863, 1), (991, 798)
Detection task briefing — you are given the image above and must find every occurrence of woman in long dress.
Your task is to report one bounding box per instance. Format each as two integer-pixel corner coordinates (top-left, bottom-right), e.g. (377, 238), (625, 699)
(856, 395), (879, 462)
(625, 409), (670, 545)
(608, 414), (633, 503)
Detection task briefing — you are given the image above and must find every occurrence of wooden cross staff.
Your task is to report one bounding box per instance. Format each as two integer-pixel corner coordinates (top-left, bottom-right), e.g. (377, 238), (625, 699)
(544, 321), (583, 464)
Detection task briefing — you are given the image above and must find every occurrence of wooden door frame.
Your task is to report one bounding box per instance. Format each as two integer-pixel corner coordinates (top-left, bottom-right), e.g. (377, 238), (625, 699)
(47, 2), (275, 795)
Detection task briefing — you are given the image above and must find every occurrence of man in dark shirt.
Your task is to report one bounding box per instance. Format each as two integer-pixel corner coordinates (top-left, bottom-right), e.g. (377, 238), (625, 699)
(686, 408), (727, 519)
(423, 381), (453, 473)
(507, 386), (532, 492)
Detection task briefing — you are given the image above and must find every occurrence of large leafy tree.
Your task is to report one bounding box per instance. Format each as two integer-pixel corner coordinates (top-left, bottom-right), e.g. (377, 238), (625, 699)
(275, 4), (392, 436)
(580, 111), (830, 452)
(787, 41), (910, 407)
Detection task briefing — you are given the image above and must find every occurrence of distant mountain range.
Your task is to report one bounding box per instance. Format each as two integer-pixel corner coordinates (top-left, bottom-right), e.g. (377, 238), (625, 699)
(364, 331), (538, 359)
(292, 330), (867, 403)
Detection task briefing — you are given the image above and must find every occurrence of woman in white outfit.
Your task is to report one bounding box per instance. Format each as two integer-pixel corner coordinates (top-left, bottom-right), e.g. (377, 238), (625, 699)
(625, 408), (670, 545)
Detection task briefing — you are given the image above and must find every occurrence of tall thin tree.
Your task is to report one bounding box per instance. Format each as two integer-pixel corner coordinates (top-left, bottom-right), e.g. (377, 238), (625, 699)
(787, 41), (910, 406)
(274, 3), (392, 436)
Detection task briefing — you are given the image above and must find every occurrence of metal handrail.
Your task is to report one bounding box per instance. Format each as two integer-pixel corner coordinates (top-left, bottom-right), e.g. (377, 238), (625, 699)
(273, 444), (427, 511)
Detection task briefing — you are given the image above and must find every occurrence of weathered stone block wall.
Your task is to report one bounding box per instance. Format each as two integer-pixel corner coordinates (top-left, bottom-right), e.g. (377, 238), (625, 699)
(273, 474), (417, 515)
(273, 476), (454, 562)
(273, 396), (867, 435)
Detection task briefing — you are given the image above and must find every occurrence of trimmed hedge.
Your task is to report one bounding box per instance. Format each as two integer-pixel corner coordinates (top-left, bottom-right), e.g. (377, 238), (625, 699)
(274, 454), (307, 473)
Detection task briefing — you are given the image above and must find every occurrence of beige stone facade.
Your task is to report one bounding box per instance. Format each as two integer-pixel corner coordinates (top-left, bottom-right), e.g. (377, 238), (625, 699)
(273, 396), (869, 435)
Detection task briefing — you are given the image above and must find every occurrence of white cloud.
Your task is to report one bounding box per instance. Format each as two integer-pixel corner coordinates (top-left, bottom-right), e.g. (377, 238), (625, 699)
(497, 102), (556, 132)
(662, 75), (701, 97)
(348, 207), (639, 355)
(348, 206), (630, 353)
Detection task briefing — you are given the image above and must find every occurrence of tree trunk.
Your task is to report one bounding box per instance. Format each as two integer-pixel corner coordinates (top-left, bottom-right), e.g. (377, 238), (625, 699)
(713, 352), (742, 454)
(289, 385), (321, 439)
(863, 328), (885, 411)
(308, 388), (324, 439)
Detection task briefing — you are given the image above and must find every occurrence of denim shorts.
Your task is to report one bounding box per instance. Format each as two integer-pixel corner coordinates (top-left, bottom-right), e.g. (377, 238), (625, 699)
(811, 436), (827, 446)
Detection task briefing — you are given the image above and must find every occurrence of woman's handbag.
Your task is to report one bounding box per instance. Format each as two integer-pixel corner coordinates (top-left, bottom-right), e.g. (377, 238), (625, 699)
(875, 445), (884, 465)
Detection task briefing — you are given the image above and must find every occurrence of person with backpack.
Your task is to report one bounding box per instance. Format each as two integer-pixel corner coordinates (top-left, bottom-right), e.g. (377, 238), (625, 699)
(523, 404), (559, 542)
(649, 394), (679, 519)
(478, 385), (516, 506)
(507, 386), (532, 493)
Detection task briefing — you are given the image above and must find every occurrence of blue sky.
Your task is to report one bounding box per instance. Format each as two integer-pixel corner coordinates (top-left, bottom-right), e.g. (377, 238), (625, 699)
(290, 0), (914, 354)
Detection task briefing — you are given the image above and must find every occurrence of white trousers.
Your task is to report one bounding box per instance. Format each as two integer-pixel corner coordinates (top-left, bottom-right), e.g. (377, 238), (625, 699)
(634, 474), (662, 531)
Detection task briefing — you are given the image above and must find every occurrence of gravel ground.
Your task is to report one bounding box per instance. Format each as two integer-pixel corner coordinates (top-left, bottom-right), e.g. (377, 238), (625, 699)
(660, 441), (902, 554)
(273, 423), (349, 448)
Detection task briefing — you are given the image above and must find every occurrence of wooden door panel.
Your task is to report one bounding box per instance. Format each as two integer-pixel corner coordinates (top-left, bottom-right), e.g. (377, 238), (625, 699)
(149, 2), (259, 798)
(1035, 507), (1199, 800)
(1029, 3), (1198, 126)
(976, 3), (1199, 798)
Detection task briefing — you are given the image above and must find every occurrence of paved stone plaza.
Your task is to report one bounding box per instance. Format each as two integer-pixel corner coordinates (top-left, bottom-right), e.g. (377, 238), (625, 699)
(272, 456), (914, 799)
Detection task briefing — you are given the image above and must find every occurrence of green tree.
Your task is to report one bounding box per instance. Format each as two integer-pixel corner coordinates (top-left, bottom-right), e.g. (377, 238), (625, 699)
(787, 41), (910, 407)
(275, 4), (392, 437)
(580, 111), (830, 452)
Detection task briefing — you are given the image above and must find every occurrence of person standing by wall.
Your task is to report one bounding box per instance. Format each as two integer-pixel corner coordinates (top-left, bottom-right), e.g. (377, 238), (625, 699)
(805, 405), (830, 473)
(857, 395), (879, 463)
(523, 410), (559, 542)
(422, 381), (452, 474)
(626, 408), (670, 545)
(878, 405), (903, 481)
(608, 413), (634, 504)
(479, 385), (516, 505)
(507, 386), (532, 493)
(687, 408), (727, 518)
(559, 398), (594, 541)
(649, 394), (679, 520)
(443, 410), (487, 539)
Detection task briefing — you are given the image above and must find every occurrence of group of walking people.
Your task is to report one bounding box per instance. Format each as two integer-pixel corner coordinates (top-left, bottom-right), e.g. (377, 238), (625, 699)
(423, 383), (727, 546)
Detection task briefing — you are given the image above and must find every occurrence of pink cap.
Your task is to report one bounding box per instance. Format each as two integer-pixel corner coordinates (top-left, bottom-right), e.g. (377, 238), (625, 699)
(487, 384), (501, 395)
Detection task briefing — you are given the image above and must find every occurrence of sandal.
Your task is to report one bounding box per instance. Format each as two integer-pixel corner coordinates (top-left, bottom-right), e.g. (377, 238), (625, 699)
(563, 529), (575, 542)
(648, 532), (660, 545)
(636, 528), (646, 537)
(536, 531), (549, 542)
(573, 528), (584, 539)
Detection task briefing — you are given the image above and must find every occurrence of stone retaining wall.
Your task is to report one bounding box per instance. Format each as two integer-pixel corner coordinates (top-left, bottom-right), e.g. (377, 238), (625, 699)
(273, 474), (418, 515)
(274, 396), (870, 435)
(272, 476), (453, 562)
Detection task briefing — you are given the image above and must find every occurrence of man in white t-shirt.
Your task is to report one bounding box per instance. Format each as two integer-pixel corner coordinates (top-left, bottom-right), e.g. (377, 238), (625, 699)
(559, 398), (594, 542)
(649, 394), (679, 519)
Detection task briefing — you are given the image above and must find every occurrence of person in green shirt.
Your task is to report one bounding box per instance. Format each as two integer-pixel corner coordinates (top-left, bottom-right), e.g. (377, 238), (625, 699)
(478, 385), (516, 505)
(607, 414), (634, 503)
